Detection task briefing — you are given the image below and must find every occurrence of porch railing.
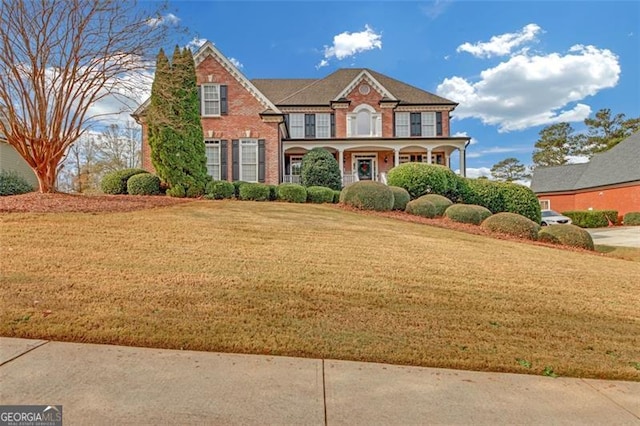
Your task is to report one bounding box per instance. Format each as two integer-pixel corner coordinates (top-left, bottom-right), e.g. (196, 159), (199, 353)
(342, 173), (359, 186)
(378, 172), (387, 185)
(282, 175), (301, 184)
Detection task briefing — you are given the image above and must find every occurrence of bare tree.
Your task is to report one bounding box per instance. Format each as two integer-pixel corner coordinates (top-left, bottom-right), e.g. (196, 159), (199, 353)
(95, 122), (142, 171)
(0, 0), (175, 192)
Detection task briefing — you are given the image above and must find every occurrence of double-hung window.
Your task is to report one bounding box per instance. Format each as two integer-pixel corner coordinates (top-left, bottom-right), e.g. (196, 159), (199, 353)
(421, 112), (436, 137)
(204, 140), (221, 180)
(395, 112), (410, 137)
(202, 84), (220, 116)
(289, 114), (305, 138)
(316, 113), (331, 138)
(240, 139), (258, 182)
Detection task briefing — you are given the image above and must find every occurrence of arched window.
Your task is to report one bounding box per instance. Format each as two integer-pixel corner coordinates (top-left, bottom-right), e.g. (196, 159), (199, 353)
(347, 104), (381, 137)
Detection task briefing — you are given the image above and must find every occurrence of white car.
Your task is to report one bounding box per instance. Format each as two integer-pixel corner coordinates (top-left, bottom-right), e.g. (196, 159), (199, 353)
(541, 209), (572, 226)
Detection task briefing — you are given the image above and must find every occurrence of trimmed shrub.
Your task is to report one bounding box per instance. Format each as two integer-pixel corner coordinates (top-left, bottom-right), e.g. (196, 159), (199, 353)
(342, 181), (394, 211)
(205, 180), (235, 199)
(306, 186), (335, 204)
(389, 186), (410, 211)
(239, 182), (270, 201)
(186, 182), (205, 198)
(232, 181), (249, 198)
(444, 204), (493, 225)
(623, 212), (640, 226)
(416, 194), (452, 217)
(332, 190), (341, 204)
(277, 183), (307, 203)
(481, 212), (541, 240)
(405, 198), (437, 218)
(462, 179), (540, 223)
(463, 178), (505, 213)
(387, 163), (459, 199)
(166, 183), (186, 198)
(300, 148), (342, 190)
(500, 183), (541, 223)
(563, 210), (618, 228)
(538, 224), (594, 250)
(0, 170), (34, 196)
(101, 168), (148, 195)
(339, 184), (352, 203)
(267, 185), (278, 201)
(127, 173), (161, 195)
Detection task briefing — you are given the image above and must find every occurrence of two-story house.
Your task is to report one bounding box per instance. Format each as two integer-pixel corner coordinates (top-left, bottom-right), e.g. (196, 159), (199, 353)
(133, 41), (471, 185)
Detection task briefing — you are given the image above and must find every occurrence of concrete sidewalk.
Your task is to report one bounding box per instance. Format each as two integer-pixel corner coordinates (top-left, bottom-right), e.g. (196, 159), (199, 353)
(1, 338), (639, 425)
(587, 226), (640, 248)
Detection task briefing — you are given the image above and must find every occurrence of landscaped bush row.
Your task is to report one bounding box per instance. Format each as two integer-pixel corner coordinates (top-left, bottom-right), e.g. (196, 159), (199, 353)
(538, 224), (594, 250)
(0, 170), (34, 196)
(101, 168), (149, 195)
(562, 210), (618, 228)
(623, 212), (640, 226)
(444, 204), (492, 225)
(203, 181), (340, 205)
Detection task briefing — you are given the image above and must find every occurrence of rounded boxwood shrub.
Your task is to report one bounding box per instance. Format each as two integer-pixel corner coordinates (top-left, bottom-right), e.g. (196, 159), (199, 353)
(538, 224), (594, 250)
(277, 183), (307, 203)
(127, 173), (161, 195)
(405, 198), (437, 218)
(481, 212), (541, 240)
(233, 181), (249, 198)
(0, 170), (34, 196)
(500, 183), (541, 224)
(332, 190), (341, 204)
(342, 181), (394, 211)
(463, 178), (506, 213)
(267, 184), (278, 201)
(300, 148), (342, 190)
(463, 179), (541, 223)
(166, 183), (186, 198)
(306, 186), (334, 204)
(101, 168), (148, 195)
(205, 180), (235, 199)
(623, 212), (640, 226)
(239, 182), (270, 201)
(444, 204), (493, 225)
(387, 163), (459, 199)
(389, 186), (410, 211)
(416, 194), (452, 217)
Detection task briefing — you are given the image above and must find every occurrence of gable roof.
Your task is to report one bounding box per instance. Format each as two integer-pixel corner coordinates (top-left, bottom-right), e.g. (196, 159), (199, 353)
(531, 131), (640, 193)
(252, 68), (456, 107)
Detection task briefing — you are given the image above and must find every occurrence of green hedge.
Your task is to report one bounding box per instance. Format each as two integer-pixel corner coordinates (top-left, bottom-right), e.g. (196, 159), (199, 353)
(101, 168), (148, 195)
(405, 198), (437, 218)
(166, 183), (186, 198)
(332, 190), (341, 204)
(444, 204), (493, 225)
(300, 148), (342, 190)
(538, 224), (594, 250)
(623, 212), (640, 226)
(233, 181), (249, 198)
(239, 182), (270, 201)
(306, 186), (335, 204)
(562, 210), (618, 228)
(462, 179), (541, 223)
(389, 186), (410, 211)
(127, 173), (161, 195)
(416, 194), (452, 217)
(0, 170), (34, 196)
(205, 180), (235, 199)
(387, 163), (459, 200)
(341, 181), (394, 211)
(277, 183), (307, 203)
(267, 185), (278, 201)
(481, 212), (541, 240)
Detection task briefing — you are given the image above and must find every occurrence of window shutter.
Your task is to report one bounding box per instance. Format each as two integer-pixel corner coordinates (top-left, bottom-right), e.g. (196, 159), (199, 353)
(305, 114), (316, 138)
(284, 114), (290, 134)
(436, 111), (443, 136)
(410, 113), (421, 137)
(232, 139), (239, 181)
(220, 140), (228, 181)
(393, 112), (396, 137)
(220, 85), (228, 115)
(258, 139), (266, 183)
(197, 85), (202, 116)
(330, 114), (335, 137)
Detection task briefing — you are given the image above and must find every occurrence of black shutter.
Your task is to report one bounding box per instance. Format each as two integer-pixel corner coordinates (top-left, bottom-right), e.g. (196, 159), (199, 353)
(330, 114), (335, 138)
(305, 114), (315, 138)
(258, 139), (266, 183)
(232, 139), (239, 181)
(197, 85), (202, 116)
(220, 85), (228, 115)
(393, 112), (396, 137)
(410, 113), (421, 137)
(436, 112), (442, 136)
(284, 114), (290, 134)
(220, 140), (228, 181)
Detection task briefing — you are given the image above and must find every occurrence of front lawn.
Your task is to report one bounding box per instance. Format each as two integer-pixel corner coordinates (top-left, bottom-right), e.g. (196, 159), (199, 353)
(1, 200), (638, 380)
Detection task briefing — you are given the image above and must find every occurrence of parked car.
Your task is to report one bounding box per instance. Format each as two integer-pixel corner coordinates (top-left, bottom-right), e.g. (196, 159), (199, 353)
(541, 209), (572, 226)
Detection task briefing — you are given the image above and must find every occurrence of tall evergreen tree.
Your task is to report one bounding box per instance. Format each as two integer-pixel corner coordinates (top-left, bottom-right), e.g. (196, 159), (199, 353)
(532, 122), (574, 168)
(579, 108), (640, 155)
(490, 158), (530, 182)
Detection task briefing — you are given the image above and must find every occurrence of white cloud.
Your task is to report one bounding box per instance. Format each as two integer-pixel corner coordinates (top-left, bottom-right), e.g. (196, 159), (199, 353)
(229, 57), (244, 69)
(457, 24), (542, 58)
(318, 25), (382, 68)
(452, 131), (478, 145)
(464, 167), (492, 179)
(466, 146), (532, 159)
(421, 0), (453, 20)
(437, 45), (620, 132)
(186, 37), (207, 51)
(146, 13), (180, 28)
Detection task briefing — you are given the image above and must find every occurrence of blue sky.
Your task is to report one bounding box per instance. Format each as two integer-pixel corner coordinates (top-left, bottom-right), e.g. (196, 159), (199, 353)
(151, 0), (640, 178)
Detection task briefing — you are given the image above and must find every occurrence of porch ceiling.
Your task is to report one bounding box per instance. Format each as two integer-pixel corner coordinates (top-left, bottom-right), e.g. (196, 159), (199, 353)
(283, 137), (469, 152)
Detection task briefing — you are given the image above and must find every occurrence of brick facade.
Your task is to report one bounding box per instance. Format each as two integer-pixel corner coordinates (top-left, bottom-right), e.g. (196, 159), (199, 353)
(538, 182), (640, 219)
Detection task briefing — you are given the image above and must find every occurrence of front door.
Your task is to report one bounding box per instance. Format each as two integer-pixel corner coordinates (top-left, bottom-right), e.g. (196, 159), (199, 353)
(357, 159), (373, 180)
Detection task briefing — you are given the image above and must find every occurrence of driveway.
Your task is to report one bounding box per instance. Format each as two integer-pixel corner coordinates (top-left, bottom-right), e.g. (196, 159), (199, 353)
(586, 226), (640, 248)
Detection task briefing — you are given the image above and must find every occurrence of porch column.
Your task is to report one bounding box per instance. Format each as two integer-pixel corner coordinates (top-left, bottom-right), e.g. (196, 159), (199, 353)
(427, 148), (433, 164)
(459, 148), (466, 177)
(445, 153), (450, 168)
(282, 150), (286, 183)
(338, 149), (344, 179)
(394, 148), (400, 167)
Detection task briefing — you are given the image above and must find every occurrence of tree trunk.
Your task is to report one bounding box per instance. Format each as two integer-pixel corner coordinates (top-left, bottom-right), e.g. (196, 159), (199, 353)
(35, 162), (59, 193)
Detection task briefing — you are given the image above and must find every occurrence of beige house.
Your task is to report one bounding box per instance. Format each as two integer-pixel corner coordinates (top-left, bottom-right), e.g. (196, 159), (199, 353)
(0, 126), (38, 190)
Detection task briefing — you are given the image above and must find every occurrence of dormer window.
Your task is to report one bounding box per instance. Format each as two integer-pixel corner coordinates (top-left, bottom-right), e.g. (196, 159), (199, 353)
(347, 104), (381, 137)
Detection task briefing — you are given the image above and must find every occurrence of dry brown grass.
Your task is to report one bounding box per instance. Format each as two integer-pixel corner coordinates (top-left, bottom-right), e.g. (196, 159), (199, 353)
(1, 200), (639, 380)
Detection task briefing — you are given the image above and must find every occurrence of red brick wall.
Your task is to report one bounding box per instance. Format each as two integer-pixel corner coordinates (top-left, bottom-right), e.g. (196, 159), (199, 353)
(538, 183), (640, 217)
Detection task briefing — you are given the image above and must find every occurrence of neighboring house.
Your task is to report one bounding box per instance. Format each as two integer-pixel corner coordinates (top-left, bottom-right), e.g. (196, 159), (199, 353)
(0, 124), (38, 190)
(133, 41), (471, 185)
(531, 131), (640, 217)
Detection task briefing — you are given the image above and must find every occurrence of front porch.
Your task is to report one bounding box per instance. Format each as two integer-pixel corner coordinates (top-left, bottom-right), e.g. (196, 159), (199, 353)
(282, 138), (469, 186)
